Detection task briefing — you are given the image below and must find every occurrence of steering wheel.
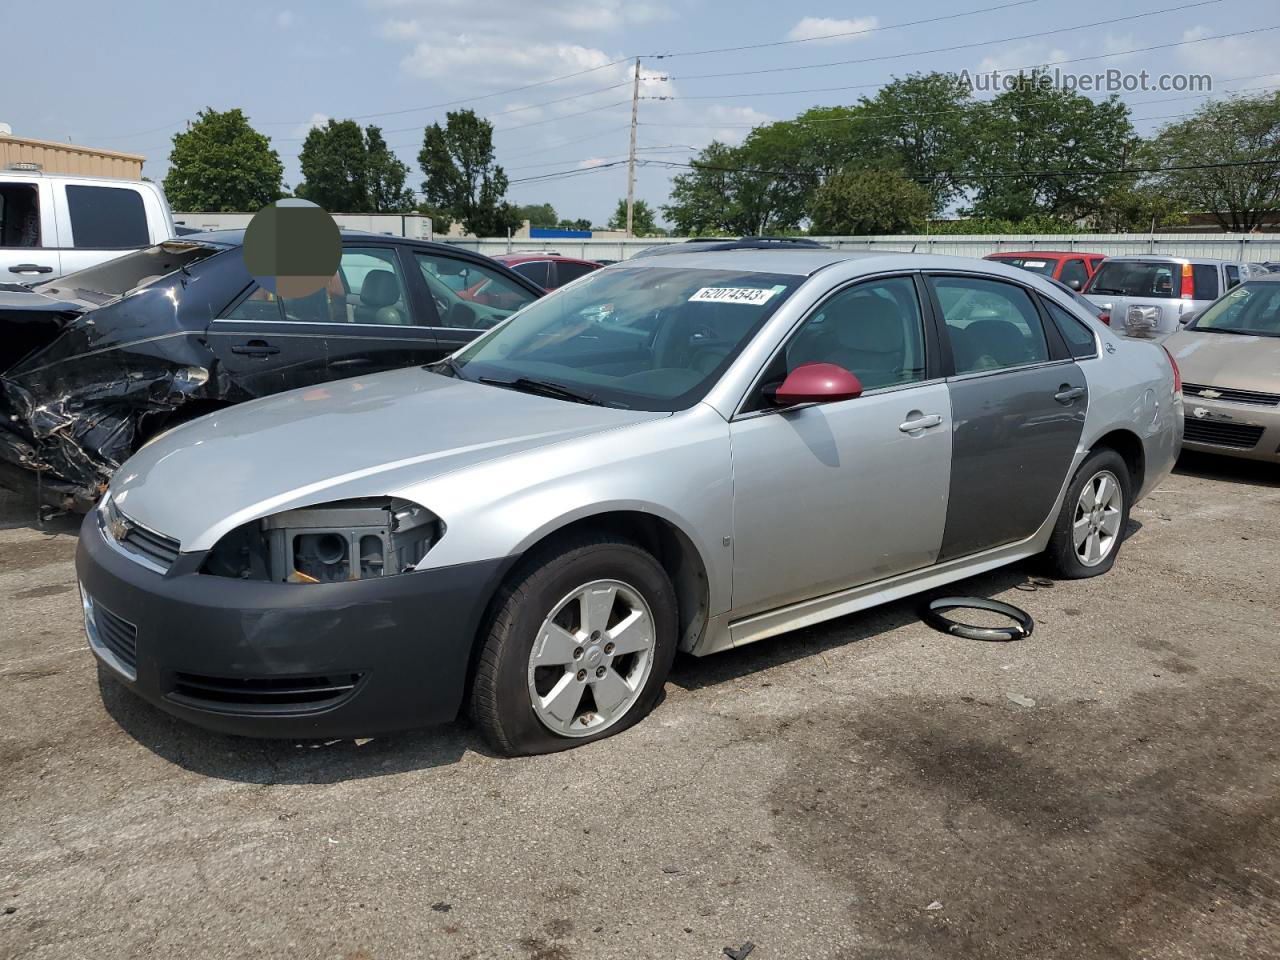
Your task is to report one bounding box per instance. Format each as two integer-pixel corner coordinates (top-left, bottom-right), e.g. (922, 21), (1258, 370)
(448, 301), (480, 328)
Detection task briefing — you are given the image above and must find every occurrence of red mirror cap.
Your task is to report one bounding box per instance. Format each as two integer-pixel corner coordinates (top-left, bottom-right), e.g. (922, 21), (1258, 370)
(774, 362), (864, 406)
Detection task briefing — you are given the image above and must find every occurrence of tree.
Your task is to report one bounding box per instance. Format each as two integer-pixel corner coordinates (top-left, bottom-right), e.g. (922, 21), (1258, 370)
(513, 203), (558, 227)
(1147, 92), (1280, 232)
(607, 198), (660, 235)
(664, 141), (798, 235)
(964, 73), (1135, 222)
(860, 73), (974, 213)
(418, 109), (519, 236)
(808, 168), (932, 235)
(557, 217), (593, 231)
(365, 126), (416, 213)
(163, 108), (284, 212)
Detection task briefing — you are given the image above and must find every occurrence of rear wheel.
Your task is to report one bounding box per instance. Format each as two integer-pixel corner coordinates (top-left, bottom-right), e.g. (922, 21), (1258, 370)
(1044, 448), (1132, 579)
(471, 534), (677, 756)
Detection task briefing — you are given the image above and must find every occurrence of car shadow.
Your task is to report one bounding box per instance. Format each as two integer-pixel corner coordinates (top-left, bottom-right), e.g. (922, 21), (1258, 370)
(0, 480), (83, 534)
(1173, 450), (1279, 487)
(97, 669), (497, 785)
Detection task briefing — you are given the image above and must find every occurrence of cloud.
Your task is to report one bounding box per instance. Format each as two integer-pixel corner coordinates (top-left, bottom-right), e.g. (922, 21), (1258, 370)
(976, 42), (1072, 74)
(371, 0), (670, 35)
(1176, 26), (1280, 82)
(786, 15), (879, 44)
(275, 9), (294, 29)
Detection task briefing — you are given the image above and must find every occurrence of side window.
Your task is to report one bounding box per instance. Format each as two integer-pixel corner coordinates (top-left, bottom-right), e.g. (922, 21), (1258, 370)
(1043, 299), (1098, 360)
(0, 184), (42, 247)
(783, 276), (927, 390)
(1059, 258), (1089, 290)
(556, 261), (597, 286)
(1192, 263), (1218, 300)
(277, 247), (411, 325)
(932, 275), (1050, 374)
(225, 285), (283, 322)
(512, 260), (551, 288)
(416, 252), (539, 329)
(1225, 265), (1240, 289)
(65, 185), (148, 248)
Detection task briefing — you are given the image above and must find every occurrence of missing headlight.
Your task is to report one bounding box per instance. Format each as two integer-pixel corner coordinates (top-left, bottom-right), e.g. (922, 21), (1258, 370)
(203, 498), (442, 583)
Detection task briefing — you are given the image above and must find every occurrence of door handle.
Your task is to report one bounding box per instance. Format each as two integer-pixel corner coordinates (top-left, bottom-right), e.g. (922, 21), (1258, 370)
(230, 340), (280, 357)
(9, 263), (53, 274)
(1054, 385), (1086, 404)
(899, 414), (943, 433)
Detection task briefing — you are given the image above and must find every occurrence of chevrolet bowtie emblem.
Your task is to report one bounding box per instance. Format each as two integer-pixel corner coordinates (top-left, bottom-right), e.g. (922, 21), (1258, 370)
(1198, 389), (1222, 399)
(109, 516), (129, 542)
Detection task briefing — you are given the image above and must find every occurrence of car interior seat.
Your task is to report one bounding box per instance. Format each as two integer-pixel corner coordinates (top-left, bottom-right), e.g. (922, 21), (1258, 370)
(356, 270), (406, 324)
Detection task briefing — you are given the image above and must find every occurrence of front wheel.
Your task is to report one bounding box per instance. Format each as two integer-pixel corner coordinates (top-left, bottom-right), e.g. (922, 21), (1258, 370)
(1044, 448), (1132, 579)
(471, 535), (678, 756)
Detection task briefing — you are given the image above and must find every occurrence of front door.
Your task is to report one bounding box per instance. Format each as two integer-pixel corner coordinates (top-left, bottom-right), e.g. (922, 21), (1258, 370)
(729, 274), (952, 616)
(207, 244), (440, 398)
(926, 273), (1087, 561)
(0, 179), (60, 281)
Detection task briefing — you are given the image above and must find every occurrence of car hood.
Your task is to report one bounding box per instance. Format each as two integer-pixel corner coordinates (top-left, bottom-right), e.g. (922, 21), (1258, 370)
(1165, 328), (1280, 393)
(110, 367), (665, 551)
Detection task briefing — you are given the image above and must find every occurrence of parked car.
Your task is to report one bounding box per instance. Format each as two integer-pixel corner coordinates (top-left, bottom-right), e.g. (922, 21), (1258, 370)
(490, 252), (601, 290)
(984, 251), (1106, 289)
(0, 231), (543, 509)
(1164, 274), (1280, 462)
(77, 250), (1182, 753)
(1083, 255), (1258, 339)
(0, 171), (176, 281)
(1046, 276), (1112, 325)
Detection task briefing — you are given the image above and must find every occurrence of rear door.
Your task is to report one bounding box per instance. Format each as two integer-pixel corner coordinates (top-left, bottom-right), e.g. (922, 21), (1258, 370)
(0, 177), (60, 280)
(206, 243), (439, 397)
(54, 182), (153, 275)
(926, 272), (1087, 561)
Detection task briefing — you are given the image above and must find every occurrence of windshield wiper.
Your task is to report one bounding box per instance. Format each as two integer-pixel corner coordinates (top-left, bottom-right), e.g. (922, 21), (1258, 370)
(478, 376), (600, 405)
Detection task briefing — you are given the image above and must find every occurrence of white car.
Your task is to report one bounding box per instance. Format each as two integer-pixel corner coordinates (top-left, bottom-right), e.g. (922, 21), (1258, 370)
(0, 172), (175, 282)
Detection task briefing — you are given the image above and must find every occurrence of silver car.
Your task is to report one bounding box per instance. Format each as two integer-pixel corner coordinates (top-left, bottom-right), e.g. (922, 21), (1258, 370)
(77, 251), (1183, 755)
(1084, 255), (1256, 339)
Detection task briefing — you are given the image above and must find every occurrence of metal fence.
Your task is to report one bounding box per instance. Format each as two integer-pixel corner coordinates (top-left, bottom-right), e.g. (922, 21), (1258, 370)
(443, 233), (1280, 263)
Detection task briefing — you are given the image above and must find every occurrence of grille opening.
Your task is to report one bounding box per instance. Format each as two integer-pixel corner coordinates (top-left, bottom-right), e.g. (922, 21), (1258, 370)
(94, 605), (138, 671)
(1183, 418), (1265, 450)
(1183, 383), (1280, 407)
(169, 672), (364, 711)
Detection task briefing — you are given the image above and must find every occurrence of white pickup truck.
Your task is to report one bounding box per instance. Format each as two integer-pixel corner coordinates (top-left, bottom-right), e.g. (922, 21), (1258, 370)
(0, 172), (176, 283)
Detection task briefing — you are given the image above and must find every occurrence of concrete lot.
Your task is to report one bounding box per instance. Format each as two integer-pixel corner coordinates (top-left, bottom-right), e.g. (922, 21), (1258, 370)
(2, 455), (1278, 960)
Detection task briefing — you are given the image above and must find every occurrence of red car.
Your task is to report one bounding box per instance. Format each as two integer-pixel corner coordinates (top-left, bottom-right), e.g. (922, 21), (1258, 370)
(984, 251), (1106, 290)
(490, 253), (602, 291)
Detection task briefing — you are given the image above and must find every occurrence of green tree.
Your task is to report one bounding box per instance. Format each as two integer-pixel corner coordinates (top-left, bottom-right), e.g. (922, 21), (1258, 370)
(557, 217), (593, 231)
(163, 108), (284, 211)
(663, 141), (792, 235)
(513, 203), (558, 227)
(808, 168), (932, 235)
(607, 198), (661, 235)
(1147, 92), (1280, 232)
(418, 109), (518, 236)
(297, 119), (369, 211)
(965, 72), (1135, 221)
(365, 126), (416, 213)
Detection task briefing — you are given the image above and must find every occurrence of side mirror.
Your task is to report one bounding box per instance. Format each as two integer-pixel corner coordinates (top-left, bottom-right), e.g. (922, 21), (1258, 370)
(772, 362), (863, 407)
(1067, 278), (1082, 290)
(1180, 309), (1200, 327)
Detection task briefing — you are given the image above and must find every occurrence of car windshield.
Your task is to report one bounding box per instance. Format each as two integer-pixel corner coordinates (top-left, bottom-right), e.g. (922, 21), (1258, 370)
(1190, 282), (1280, 337)
(1087, 260), (1178, 297)
(450, 266), (804, 411)
(997, 257), (1055, 276)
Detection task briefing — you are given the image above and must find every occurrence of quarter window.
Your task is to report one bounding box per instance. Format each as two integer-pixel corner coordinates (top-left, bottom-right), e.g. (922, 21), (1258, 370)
(555, 261), (598, 286)
(511, 260), (551, 287)
(932, 275), (1051, 374)
(1043, 299), (1098, 360)
(782, 276), (928, 391)
(66, 185), (148, 248)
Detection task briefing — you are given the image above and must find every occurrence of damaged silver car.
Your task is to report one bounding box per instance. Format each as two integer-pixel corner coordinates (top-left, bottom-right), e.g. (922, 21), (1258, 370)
(0, 232), (543, 509)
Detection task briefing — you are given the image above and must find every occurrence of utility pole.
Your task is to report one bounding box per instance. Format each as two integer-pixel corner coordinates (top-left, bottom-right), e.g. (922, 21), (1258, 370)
(626, 57), (640, 238)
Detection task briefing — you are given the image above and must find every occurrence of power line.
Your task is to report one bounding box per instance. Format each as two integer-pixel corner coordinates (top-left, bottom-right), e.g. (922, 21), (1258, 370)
(667, 1), (1220, 81)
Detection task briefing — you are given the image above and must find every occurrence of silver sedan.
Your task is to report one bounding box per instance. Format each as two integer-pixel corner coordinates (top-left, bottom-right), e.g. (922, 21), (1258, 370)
(77, 250), (1183, 754)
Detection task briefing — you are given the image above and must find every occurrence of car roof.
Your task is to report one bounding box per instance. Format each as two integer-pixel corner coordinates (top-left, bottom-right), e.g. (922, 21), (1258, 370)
(1101, 254), (1237, 265)
(494, 253), (597, 265)
(613, 249), (1066, 278)
(986, 251), (1102, 258)
(180, 228), (491, 256)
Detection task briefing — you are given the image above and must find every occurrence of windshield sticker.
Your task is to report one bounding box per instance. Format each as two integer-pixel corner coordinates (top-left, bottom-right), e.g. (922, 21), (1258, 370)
(689, 286), (778, 306)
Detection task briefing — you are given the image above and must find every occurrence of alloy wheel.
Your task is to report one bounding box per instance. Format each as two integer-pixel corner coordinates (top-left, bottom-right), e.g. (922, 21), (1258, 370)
(1073, 469), (1124, 567)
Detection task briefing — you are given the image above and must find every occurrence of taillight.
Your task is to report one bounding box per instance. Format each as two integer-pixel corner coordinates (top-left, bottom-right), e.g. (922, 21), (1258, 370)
(1098, 310), (1111, 326)
(1162, 345), (1182, 396)
(1179, 263), (1194, 300)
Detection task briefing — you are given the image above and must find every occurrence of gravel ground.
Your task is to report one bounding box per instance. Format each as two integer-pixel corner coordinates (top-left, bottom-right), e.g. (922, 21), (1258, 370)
(2, 453), (1278, 960)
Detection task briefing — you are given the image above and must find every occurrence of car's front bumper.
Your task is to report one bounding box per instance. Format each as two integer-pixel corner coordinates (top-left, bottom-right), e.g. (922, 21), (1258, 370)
(75, 510), (511, 738)
(1181, 397), (1280, 463)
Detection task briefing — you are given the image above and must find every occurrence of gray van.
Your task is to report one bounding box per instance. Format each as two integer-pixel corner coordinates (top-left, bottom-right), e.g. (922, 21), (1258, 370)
(1084, 255), (1257, 339)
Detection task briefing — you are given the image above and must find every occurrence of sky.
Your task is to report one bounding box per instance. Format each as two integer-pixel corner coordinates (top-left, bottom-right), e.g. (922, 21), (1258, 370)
(7, 0), (1279, 227)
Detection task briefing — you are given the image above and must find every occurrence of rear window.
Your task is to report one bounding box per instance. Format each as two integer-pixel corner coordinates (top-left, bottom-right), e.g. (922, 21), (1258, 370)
(1086, 260), (1178, 298)
(991, 256), (1055, 276)
(66, 185), (149, 249)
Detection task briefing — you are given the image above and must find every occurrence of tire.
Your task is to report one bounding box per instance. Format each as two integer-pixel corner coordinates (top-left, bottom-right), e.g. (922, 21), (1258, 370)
(471, 534), (678, 756)
(1044, 448), (1133, 579)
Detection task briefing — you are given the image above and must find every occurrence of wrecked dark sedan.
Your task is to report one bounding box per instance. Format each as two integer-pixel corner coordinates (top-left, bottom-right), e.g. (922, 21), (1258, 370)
(0, 231), (544, 509)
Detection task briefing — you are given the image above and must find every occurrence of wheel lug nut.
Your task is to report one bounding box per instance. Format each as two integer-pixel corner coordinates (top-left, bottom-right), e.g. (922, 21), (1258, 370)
(573, 647), (584, 660)
(604, 642), (614, 654)
(576, 669), (587, 681)
(595, 666), (606, 678)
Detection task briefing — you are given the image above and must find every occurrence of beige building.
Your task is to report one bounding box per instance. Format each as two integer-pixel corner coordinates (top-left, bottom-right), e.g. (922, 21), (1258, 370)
(0, 130), (144, 180)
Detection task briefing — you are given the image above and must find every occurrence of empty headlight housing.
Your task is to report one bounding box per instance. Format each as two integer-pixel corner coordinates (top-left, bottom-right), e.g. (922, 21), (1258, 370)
(203, 498), (442, 583)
